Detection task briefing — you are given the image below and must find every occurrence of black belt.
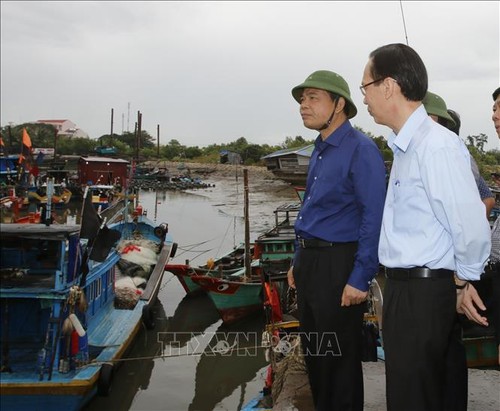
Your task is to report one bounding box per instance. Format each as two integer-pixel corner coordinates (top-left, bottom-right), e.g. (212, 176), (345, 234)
(297, 237), (334, 248)
(385, 267), (454, 279)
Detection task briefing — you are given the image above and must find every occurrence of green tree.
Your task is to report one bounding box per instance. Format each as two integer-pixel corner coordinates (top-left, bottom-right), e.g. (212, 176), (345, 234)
(57, 136), (97, 156)
(0, 122), (58, 152)
(184, 146), (203, 159)
(161, 139), (184, 160)
(282, 136), (309, 148)
(466, 133), (488, 154)
(100, 131), (155, 150)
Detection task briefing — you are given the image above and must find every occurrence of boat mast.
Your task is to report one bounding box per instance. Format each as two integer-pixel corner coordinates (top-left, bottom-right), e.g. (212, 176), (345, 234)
(243, 168), (251, 279)
(45, 177), (54, 226)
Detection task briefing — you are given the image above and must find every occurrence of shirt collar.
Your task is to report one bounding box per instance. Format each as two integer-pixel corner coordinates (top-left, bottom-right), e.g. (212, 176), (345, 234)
(387, 104), (427, 153)
(315, 120), (352, 150)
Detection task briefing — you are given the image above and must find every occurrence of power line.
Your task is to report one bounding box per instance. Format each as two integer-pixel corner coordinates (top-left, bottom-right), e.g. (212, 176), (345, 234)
(399, 1), (409, 46)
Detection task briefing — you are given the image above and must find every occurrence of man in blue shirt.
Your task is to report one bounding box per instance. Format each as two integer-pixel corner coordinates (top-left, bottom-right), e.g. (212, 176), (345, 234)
(287, 70), (386, 410)
(361, 43), (492, 411)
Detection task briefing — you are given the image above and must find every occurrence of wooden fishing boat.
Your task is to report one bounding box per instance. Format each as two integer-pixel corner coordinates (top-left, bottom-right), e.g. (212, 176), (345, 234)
(0, 201), (175, 410)
(87, 184), (117, 211)
(190, 265), (264, 324)
(165, 242), (256, 296)
(191, 168), (301, 325)
(27, 183), (72, 208)
(191, 259), (290, 324)
(254, 201), (298, 264)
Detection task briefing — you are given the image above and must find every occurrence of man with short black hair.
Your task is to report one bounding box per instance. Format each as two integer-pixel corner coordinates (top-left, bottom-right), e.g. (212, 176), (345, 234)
(361, 43), (492, 410)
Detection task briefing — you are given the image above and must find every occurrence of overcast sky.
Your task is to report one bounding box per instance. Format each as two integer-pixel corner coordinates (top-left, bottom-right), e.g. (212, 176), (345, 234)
(1, 1), (499, 150)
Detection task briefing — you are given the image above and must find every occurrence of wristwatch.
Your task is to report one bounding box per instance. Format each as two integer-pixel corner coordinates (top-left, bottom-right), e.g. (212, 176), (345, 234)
(454, 275), (468, 290)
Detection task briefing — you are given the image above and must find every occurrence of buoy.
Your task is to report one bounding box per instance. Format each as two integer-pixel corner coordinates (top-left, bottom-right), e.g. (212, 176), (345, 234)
(154, 223), (168, 238)
(206, 258), (215, 269)
(170, 242), (178, 258)
(70, 330), (79, 356)
(97, 363), (114, 396)
(69, 313), (86, 337)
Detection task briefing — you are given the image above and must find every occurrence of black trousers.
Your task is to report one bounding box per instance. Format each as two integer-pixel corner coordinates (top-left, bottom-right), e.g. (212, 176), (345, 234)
(443, 316), (468, 411)
(294, 243), (365, 411)
(383, 276), (456, 411)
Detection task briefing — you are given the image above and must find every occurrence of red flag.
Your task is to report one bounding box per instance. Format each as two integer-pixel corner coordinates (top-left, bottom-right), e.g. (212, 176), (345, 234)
(22, 128), (32, 149)
(19, 128), (34, 172)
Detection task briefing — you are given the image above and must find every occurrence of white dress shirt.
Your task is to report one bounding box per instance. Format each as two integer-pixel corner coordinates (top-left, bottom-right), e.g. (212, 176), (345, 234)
(379, 105), (491, 281)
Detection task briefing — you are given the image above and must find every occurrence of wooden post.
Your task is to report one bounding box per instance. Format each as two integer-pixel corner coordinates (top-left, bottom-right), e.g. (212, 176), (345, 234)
(157, 124), (160, 157)
(136, 111), (142, 161)
(110, 108), (114, 145)
(53, 128), (58, 159)
(244, 169), (251, 279)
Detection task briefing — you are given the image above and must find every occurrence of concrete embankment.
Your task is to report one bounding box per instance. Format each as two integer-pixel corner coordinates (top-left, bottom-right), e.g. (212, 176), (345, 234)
(273, 361), (500, 410)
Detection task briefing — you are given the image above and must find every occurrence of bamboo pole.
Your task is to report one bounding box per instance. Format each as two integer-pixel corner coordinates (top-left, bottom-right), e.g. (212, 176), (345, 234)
(244, 169), (251, 278)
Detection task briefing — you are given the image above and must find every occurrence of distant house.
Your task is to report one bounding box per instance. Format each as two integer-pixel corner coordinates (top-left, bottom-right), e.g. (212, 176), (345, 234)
(261, 144), (313, 185)
(219, 150), (242, 165)
(36, 119), (89, 138)
(78, 156), (129, 186)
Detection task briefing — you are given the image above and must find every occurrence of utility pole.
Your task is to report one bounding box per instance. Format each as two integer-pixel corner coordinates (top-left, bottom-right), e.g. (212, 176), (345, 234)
(157, 124), (160, 157)
(127, 102), (130, 133)
(110, 108), (114, 146)
(136, 111), (142, 161)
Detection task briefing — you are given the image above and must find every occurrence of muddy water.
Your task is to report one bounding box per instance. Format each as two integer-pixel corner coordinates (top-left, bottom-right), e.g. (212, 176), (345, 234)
(84, 175), (298, 411)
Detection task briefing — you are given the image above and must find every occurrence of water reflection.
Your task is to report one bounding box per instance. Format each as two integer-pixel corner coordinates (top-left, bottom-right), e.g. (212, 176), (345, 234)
(160, 294), (221, 348)
(188, 315), (268, 411)
(83, 300), (168, 411)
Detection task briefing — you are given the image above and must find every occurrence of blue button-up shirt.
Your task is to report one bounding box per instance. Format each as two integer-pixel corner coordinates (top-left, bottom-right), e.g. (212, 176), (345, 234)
(294, 120), (386, 291)
(379, 105), (491, 280)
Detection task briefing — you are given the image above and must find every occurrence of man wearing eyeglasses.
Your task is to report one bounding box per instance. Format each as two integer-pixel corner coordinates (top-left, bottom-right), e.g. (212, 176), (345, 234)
(361, 43), (491, 411)
(287, 70), (386, 410)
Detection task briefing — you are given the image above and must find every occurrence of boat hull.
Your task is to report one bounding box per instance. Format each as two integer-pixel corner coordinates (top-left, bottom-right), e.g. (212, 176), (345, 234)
(0, 216), (174, 411)
(191, 276), (263, 325)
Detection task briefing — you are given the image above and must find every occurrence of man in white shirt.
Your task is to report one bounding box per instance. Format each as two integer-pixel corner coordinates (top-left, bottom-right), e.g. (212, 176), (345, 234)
(360, 43), (492, 411)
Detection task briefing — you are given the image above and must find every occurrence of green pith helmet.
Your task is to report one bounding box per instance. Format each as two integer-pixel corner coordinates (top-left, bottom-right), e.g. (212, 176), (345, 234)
(422, 91), (456, 127)
(291, 70), (358, 119)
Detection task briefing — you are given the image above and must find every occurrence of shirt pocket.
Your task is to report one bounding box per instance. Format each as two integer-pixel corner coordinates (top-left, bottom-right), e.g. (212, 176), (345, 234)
(391, 182), (423, 230)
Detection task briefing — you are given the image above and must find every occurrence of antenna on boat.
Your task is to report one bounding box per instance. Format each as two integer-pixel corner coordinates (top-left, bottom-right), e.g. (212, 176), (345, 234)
(44, 177), (54, 226)
(399, 0), (410, 45)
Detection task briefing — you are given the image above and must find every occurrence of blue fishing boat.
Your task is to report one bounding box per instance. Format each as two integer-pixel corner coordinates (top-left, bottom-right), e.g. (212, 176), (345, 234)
(0, 199), (175, 410)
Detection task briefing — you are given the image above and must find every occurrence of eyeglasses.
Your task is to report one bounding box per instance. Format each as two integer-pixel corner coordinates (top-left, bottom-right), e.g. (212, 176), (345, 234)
(359, 78), (385, 96)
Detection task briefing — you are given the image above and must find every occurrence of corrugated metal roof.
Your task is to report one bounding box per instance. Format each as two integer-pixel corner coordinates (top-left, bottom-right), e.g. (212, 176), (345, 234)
(79, 156), (129, 163)
(261, 144), (314, 160)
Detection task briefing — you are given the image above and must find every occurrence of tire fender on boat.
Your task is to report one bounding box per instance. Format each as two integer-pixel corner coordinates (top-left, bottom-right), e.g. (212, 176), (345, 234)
(170, 242), (178, 258)
(97, 363), (114, 396)
(142, 304), (155, 330)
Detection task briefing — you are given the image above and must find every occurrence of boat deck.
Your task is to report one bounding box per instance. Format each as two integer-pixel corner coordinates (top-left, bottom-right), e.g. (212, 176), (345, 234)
(1, 301), (145, 383)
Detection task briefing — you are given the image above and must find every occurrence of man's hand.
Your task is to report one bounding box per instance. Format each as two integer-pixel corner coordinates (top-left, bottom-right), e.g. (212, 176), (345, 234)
(341, 284), (368, 307)
(287, 266), (295, 289)
(457, 283), (489, 326)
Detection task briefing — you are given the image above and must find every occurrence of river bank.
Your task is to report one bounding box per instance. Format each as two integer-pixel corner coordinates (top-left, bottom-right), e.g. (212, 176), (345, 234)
(141, 160), (282, 185)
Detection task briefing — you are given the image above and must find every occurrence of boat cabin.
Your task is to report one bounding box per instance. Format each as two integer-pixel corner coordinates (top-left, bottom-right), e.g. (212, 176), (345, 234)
(78, 156), (129, 187)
